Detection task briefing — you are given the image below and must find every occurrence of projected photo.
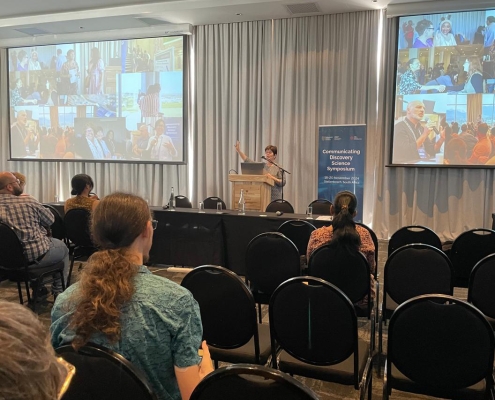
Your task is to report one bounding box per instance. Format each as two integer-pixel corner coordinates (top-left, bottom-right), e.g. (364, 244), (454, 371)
(392, 9), (495, 166)
(8, 36), (184, 163)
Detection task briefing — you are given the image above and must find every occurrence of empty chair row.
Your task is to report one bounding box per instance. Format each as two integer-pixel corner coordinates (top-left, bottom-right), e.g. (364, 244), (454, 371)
(388, 225), (495, 288)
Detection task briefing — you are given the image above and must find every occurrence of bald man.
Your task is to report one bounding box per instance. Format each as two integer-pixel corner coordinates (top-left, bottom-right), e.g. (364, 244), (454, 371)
(392, 100), (432, 163)
(0, 172), (69, 297)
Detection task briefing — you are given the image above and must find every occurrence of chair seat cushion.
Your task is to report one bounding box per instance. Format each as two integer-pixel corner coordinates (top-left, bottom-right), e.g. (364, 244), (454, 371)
(390, 363), (487, 400)
(209, 323), (272, 365)
(278, 338), (370, 385)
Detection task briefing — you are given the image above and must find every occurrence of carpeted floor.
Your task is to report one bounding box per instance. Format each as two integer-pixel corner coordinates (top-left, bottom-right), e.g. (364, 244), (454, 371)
(0, 239), (468, 399)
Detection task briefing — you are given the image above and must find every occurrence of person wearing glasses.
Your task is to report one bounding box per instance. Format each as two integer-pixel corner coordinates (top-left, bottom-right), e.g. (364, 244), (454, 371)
(413, 19), (435, 48)
(0, 300), (74, 400)
(51, 193), (214, 400)
(0, 171), (69, 298)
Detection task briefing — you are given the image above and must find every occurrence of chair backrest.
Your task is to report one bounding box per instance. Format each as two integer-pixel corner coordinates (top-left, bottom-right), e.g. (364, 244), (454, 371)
(190, 364), (319, 400)
(308, 199), (332, 215)
(307, 244), (370, 305)
(181, 265), (259, 351)
(355, 222), (379, 275)
(43, 204), (66, 241)
(246, 233), (300, 295)
(450, 229), (495, 287)
(64, 208), (94, 248)
(265, 199), (294, 213)
(277, 220), (316, 256)
(270, 277), (358, 371)
(56, 343), (158, 400)
(388, 225), (442, 256)
(384, 244), (453, 312)
(0, 222), (28, 271)
(175, 195), (192, 208)
(387, 294), (494, 397)
(468, 253), (495, 320)
(203, 197), (227, 210)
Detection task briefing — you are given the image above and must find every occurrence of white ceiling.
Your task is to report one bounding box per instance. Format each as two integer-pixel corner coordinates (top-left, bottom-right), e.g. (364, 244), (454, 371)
(0, 0), (441, 43)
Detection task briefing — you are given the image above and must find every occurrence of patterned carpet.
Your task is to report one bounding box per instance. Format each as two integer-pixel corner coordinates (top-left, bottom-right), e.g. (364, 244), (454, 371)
(0, 240), (468, 399)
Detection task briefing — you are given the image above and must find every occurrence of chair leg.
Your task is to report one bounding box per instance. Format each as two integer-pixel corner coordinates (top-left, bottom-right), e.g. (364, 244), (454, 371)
(17, 282), (24, 305)
(66, 255), (75, 287)
(214, 360), (219, 369)
(24, 280), (31, 303)
(258, 303), (262, 323)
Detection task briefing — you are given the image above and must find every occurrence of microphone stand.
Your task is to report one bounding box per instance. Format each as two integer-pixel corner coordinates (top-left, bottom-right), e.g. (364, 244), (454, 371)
(263, 156), (291, 201)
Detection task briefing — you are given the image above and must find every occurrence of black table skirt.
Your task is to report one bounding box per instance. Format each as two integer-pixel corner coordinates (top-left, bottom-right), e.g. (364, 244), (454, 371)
(49, 203), (330, 275)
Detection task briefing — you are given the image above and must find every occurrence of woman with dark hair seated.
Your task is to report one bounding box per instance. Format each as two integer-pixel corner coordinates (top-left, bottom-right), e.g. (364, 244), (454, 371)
(52, 193), (213, 400)
(306, 191), (376, 299)
(64, 174), (100, 213)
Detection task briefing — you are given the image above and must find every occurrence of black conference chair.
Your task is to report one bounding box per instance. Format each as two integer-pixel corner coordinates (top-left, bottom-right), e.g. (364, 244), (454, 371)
(266, 199), (294, 213)
(181, 265), (272, 368)
(245, 232), (301, 322)
(450, 228), (495, 287)
(308, 199), (332, 215)
(56, 343), (158, 400)
(277, 219), (316, 258)
(175, 195), (192, 208)
(307, 244), (376, 351)
(384, 294), (495, 400)
(388, 225), (442, 256)
(43, 204), (67, 244)
(270, 277), (373, 400)
(203, 196), (227, 210)
(190, 364), (319, 400)
(64, 208), (98, 286)
(468, 253), (495, 330)
(356, 222), (379, 277)
(378, 244), (453, 358)
(0, 222), (65, 312)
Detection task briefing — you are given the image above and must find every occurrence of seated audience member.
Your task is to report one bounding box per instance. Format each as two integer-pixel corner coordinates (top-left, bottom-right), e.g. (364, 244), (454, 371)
(306, 190), (376, 301)
(459, 124), (478, 158)
(12, 172), (29, 196)
(65, 174), (100, 213)
(0, 171), (69, 297)
(443, 137), (469, 165)
(0, 300), (72, 400)
(51, 193), (214, 400)
(469, 123), (492, 164)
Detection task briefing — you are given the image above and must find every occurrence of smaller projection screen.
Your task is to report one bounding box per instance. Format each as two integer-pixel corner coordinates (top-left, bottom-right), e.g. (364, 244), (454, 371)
(391, 9), (495, 166)
(8, 36), (185, 163)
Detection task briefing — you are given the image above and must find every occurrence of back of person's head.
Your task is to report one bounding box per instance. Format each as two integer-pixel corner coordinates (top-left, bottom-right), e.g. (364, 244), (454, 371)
(478, 123), (489, 135)
(0, 300), (67, 400)
(71, 174), (93, 195)
(70, 193), (151, 349)
(330, 191), (360, 249)
(461, 124), (468, 133)
(12, 172), (26, 186)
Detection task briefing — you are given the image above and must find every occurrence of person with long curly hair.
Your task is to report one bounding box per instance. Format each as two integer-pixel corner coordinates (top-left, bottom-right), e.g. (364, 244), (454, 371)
(51, 192), (213, 400)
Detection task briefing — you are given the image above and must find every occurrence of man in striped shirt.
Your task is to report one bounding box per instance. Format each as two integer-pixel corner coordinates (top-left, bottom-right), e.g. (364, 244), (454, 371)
(0, 172), (69, 296)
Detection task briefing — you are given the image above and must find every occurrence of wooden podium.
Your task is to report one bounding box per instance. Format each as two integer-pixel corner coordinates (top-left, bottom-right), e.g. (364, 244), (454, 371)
(229, 174), (274, 212)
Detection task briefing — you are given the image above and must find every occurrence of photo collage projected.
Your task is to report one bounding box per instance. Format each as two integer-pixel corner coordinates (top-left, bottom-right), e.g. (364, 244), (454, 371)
(392, 10), (495, 166)
(8, 36), (184, 163)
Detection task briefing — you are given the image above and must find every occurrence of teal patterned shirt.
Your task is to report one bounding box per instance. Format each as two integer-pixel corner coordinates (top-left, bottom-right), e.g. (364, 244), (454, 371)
(51, 265), (202, 400)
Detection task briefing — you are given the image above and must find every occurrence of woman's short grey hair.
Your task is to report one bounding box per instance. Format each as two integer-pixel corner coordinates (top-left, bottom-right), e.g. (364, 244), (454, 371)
(0, 301), (66, 400)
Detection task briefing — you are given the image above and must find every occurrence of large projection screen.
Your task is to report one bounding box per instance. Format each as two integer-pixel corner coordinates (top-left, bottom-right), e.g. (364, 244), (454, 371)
(8, 36), (185, 163)
(391, 10), (495, 166)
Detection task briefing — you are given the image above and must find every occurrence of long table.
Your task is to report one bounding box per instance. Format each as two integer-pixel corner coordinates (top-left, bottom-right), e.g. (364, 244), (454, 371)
(150, 207), (330, 274)
(49, 203), (330, 275)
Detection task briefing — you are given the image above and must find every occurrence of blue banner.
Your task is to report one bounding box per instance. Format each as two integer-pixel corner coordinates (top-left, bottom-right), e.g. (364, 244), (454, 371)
(317, 125), (366, 222)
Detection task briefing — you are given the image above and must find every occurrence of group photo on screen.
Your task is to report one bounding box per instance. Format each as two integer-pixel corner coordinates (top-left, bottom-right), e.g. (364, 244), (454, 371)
(8, 36), (184, 162)
(392, 9), (495, 166)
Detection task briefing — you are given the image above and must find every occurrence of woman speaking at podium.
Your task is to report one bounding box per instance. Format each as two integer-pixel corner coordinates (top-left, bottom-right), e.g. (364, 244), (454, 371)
(235, 141), (286, 201)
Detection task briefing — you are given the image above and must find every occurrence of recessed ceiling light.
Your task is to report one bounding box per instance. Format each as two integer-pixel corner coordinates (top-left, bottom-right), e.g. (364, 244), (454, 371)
(236, 13), (242, 16)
